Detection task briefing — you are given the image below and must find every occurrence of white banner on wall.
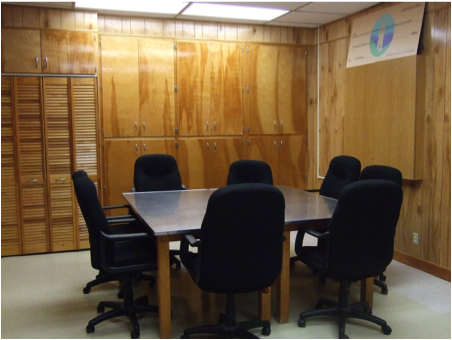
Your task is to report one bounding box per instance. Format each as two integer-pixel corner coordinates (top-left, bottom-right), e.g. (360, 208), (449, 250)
(346, 2), (425, 68)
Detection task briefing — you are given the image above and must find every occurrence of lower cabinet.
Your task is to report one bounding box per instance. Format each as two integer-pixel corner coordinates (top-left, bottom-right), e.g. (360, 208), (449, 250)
(0, 76), (100, 256)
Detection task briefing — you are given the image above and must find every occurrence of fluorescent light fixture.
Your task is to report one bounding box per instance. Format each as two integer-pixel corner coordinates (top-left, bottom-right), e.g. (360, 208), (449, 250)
(74, 1), (188, 15)
(181, 3), (288, 22)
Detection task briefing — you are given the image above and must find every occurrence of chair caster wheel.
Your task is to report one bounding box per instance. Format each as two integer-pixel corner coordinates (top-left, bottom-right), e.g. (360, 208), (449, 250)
(364, 307), (372, 315)
(298, 318), (306, 328)
(176, 263), (182, 270)
(381, 287), (388, 295)
(382, 325), (392, 335)
(131, 330), (140, 339)
(262, 326), (271, 336)
(97, 305), (104, 313)
(86, 324), (95, 334)
(379, 274), (387, 282)
(339, 333), (349, 339)
(83, 286), (91, 294)
(181, 335), (189, 339)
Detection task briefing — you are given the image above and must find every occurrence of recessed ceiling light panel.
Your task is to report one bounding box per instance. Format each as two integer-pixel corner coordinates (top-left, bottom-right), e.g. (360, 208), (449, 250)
(181, 3), (288, 22)
(74, 1), (188, 15)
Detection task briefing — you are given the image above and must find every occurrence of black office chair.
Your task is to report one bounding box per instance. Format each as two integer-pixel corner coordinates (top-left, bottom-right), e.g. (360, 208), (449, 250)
(180, 183), (285, 339)
(360, 165), (403, 295)
(297, 180), (403, 339)
(74, 171), (155, 296)
(72, 170), (159, 339)
(291, 155), (361, 268)
(226, 160), (273, 185)
(133, 154), (184, 269)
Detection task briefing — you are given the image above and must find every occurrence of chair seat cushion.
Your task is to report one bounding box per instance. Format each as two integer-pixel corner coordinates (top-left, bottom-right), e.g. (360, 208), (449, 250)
(113, 238), (157, 269)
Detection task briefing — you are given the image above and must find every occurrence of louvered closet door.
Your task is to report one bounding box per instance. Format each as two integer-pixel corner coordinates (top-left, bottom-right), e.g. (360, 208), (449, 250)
(43, 77), (76, 252)
(1, 77), (22, 256)
(15, 77), (49, 254)
(71, 77), (98, 249)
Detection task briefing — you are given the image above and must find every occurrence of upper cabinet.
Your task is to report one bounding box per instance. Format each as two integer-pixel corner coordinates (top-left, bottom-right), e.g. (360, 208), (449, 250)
(1, 29), (98, 75)
(246, 43), (307, 135)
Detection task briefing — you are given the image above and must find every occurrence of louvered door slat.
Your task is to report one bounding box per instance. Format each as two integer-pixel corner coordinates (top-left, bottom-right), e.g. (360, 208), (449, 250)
(43, 77), (76, 252)
(16, 77), (48, 255)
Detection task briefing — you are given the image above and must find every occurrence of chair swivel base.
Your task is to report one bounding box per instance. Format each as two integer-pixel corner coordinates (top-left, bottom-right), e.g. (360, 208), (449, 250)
(181, 319), (270, 339)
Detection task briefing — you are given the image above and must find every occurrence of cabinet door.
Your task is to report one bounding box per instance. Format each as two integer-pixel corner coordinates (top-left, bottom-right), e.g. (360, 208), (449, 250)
(177, 41), (211, 136)
(277, 46), (307, 134)
(277, 135), (308, 189)
(104, 139), (139, 207)
(70, 78), (99, 249)
(41, 31), (97, 74)
(210, 42), (243, 136)
(43, 77), (76, 252)
(1, 77), (22, 256)
(15, 77), (49, 254)
(247, 44), (278, 135)
(178, 138), (210, 189)
(247, 136), (279, 181)
(210, 138), (245, 188)
(1, 29), (42, 73)
(141, 138), (177, 159)
(101, 36), (139, 137)
(139, 39), (176, 137)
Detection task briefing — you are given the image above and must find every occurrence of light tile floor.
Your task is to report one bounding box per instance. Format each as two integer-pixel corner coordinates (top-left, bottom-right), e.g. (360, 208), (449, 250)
(1, 233), (450, 339)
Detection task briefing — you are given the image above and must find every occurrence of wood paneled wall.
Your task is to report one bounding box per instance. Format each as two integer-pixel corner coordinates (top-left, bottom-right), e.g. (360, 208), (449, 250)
(308, 2), (451, 275)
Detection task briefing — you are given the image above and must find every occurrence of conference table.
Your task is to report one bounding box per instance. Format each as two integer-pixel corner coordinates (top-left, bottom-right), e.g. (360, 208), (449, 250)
(123, 186), (375, 339)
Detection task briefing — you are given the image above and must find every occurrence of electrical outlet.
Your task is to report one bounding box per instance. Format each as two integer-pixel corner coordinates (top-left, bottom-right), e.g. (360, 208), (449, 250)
(413, 232), (419, 245)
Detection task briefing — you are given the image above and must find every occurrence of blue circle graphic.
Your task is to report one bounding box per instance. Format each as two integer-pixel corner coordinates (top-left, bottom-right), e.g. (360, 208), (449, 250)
(370, 14), (395, 57)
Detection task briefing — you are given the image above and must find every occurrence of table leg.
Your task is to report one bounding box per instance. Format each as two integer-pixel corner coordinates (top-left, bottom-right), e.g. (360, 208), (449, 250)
(275, 230), (291, 323)
(156, 235), (172, 339)
(258, 287), (271, 321)
(360, 277), (374, 308)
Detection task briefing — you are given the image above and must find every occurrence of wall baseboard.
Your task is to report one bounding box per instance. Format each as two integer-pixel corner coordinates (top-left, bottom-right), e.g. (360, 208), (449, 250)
(394, 250), (451, 282)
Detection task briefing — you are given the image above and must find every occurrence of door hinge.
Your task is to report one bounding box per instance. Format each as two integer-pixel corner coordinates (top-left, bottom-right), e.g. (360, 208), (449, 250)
(174, 86), (178, 92)
(305, 50), (308, 55)
(99, 40), (101, 47)
(94, 35), (96, 41)
(174, 43), (177, 50)
(175, 141), (179, 148)
(95, 66), (97, 73)
(175, 127), (178, 134)
(247, 46), (250, 53)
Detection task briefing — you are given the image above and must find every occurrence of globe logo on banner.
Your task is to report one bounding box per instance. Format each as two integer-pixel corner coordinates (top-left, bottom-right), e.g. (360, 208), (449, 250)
(369, 14), (395, 57)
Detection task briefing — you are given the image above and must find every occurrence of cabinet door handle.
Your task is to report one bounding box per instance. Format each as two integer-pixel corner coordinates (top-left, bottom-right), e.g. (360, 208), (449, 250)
(206, 121), (209, 131)
(273, 141), (276, 150)
(142, 122), (146, 132)
(45, 57), (48, 68)
(280, 121), (283, 130)
(35, 57), (39, 68)
(55, 178), (66, 182)
(135, 122), (138, 133)
(143, 144), (146, 154)
(214, 121), (216, 131)
(274, 121), (276, 130)
(28, 179), (38, 183)
(280, 141), (283, 150)
(135, 144), (138, 154)
(214, 142), (217, 153)
(206, 142), (210, 152)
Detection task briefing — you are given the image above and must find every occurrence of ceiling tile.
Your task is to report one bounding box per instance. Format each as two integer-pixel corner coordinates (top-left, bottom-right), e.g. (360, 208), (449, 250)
(203, 2), (309, 11)
(298, 2), (379, 15)
(274, 11), (345, 25)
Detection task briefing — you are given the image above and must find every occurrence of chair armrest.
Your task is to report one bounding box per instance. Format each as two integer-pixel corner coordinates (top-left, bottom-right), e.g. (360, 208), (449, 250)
(305, 229), (329, 239)
(102, 204), (130, 210)
(107, 217), (137, 224)
(100, 230), (149, 242)
(305, 189), (320, 193)
(183, 234), (201, 247)
(106, 214), (133, 220)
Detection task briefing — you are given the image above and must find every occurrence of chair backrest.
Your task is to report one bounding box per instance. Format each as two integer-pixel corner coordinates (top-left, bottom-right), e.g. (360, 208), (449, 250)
(134, 154), (183, 192)
(360, 165), (402, 186)
(197, 183), (285, 294)
(320, 155), (361, 199)
(226, 160), (273, 185)
(72, 170), (112, 270)
(327, 180), (403, 281)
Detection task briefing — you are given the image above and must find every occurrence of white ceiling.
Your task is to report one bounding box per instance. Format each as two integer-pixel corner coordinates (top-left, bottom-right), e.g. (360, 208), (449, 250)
(9, 2), (380, 28)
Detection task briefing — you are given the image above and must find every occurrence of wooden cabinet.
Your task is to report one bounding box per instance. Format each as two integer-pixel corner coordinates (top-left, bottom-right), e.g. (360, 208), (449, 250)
(1, 77), (22, 256)
(246, 44), (307, 135)
(247, 135), (307, 189)
(101, 36), (176, 138)
(0, 76), (99, 256)
(1, 29), (97, 74)
(178, 137), (244, 189)
(103, 138), (177, 206)
(40, 31), (98, 74)
(139, 39), (176, 137)
(1, 29), (42, 73)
